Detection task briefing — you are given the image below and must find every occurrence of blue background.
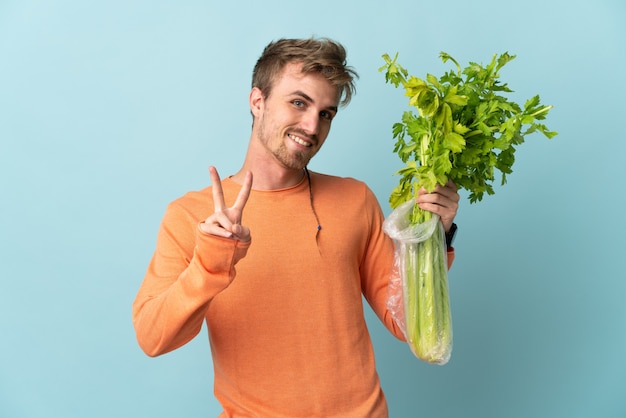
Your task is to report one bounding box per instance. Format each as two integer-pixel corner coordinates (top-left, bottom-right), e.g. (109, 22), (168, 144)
(1, 1), (625, 417)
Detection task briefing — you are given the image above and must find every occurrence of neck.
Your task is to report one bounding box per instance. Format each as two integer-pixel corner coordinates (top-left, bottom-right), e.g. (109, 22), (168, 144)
(231, 159), (306, 190)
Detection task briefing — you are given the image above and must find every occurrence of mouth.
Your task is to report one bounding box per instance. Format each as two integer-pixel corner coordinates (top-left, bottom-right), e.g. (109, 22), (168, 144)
(288, 133), (313, 148)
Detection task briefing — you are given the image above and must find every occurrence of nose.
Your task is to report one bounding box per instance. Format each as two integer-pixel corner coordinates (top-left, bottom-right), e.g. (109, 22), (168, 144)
(299, 109), (320, 136)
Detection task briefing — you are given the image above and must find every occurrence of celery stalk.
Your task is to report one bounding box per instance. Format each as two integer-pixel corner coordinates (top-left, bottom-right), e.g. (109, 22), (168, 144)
(402, 209), (452, 364)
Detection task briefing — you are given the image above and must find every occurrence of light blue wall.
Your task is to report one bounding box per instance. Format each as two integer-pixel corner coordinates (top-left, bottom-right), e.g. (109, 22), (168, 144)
(1, 1), (624, 417)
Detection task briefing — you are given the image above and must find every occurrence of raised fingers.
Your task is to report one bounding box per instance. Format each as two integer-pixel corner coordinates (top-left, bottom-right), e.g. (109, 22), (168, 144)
(209, 166), (226, 212)
(201, 167), (253, 242)
(232, 171), (253, 212)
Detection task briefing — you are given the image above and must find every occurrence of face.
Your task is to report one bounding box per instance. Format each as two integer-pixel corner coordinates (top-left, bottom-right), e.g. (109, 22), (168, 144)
(250, 62), (340, 170)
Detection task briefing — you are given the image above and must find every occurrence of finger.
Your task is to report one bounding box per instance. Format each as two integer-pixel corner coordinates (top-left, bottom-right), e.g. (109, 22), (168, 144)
(212, 211), (235, 230)
(438, 181), (460, 202)
(199, 221), (234, 238)
(424, 194), (459, 212)
(418, 201), (457, 229)
(203, 211), (234, 232)
(209, 166), (227, 212)
(418, 182), (459, 203)
(232, 171), (253, 212)
(444, 180), (458, 191)
(231, 224), (251, 242)
(417, 191), (458, 213)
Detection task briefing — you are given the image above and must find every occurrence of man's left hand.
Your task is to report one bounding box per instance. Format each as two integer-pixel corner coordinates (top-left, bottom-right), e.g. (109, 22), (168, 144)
(416, 181), (459, 233)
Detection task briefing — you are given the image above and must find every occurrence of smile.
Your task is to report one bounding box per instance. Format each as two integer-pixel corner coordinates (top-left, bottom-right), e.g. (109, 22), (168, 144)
(288, 133), (312, 147)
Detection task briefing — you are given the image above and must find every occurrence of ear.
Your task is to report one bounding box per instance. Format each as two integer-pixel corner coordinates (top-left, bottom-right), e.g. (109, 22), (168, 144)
(249, 87), (264, 118)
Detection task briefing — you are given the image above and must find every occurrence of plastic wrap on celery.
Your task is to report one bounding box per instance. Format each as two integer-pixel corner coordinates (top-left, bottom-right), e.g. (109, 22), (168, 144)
(383, 200), (453, 365)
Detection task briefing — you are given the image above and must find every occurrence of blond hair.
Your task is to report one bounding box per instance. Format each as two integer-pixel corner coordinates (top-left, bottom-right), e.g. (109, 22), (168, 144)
(252, 37), (358, 107)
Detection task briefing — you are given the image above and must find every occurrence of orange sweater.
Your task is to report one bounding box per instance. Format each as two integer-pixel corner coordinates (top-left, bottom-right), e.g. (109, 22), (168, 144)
(133, 172), (454, 417)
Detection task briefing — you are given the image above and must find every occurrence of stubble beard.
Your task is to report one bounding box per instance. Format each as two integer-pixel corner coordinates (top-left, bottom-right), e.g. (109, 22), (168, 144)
(258, 117), (314, 171)
(275, 143), (310, 170)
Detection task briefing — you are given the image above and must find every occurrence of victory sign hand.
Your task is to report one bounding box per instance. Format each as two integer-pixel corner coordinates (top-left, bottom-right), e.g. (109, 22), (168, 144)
(199, 166), (253, 242)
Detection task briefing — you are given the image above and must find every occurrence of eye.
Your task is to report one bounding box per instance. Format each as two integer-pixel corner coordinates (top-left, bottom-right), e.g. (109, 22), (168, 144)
(320, 110), (335, 121)
(292, 99), (305, 108)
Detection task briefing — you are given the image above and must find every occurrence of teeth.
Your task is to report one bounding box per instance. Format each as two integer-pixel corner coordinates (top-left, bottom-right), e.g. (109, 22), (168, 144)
(289, 133), (311, 147)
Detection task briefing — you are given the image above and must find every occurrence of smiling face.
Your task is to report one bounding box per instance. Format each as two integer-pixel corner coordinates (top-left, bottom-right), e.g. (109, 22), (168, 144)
(250, 62), (340, 171)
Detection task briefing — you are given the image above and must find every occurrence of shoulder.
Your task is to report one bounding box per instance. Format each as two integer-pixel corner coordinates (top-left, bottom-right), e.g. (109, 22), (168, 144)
(308, 171), (383, 221)
(310, 171), (378, 202)
(310, 171), (369, 192)
(163, 186), (212, 224)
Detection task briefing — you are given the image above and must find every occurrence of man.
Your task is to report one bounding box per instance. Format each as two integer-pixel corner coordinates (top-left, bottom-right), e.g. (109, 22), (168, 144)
(133, 37), (459, 417)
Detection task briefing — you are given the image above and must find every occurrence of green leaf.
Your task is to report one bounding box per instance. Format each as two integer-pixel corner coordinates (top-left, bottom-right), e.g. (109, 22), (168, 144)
(426, 73), (441, 90)
(443, 132), (466, 153)
(444, 94), (468, 107)
(453, 122), (470, 135)
(381, 51), (558, 210)
(416, 89), (440, 116)
(524, 95), (541, 110)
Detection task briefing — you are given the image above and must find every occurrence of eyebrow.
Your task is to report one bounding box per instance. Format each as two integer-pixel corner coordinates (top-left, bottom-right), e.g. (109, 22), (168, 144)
(291, 90), (339, 113)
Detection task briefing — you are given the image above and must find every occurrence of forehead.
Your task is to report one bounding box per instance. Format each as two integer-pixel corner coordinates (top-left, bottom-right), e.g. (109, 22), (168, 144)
(274, 62), (340, 105)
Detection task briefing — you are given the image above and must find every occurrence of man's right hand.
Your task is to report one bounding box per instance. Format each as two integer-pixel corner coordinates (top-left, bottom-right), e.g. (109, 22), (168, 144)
(199, 166), (253, 242)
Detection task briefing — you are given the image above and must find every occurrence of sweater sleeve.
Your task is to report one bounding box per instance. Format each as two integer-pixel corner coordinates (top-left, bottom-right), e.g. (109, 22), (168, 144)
(132, 201), (250, 357)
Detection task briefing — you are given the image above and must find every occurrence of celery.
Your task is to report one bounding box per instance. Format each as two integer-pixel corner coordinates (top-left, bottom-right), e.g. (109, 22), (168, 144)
(383, 199), (452, 364)
(402, 215), (451, 364)
(380, 52), (556, 364)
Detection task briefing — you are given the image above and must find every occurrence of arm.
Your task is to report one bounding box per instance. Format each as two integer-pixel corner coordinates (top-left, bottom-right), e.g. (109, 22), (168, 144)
(132, 167), (253, 356)
(132, 208), (250, 356)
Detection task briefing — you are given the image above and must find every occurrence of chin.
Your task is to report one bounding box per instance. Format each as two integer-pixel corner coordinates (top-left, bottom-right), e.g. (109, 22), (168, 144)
(277, 152), (312, 170)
